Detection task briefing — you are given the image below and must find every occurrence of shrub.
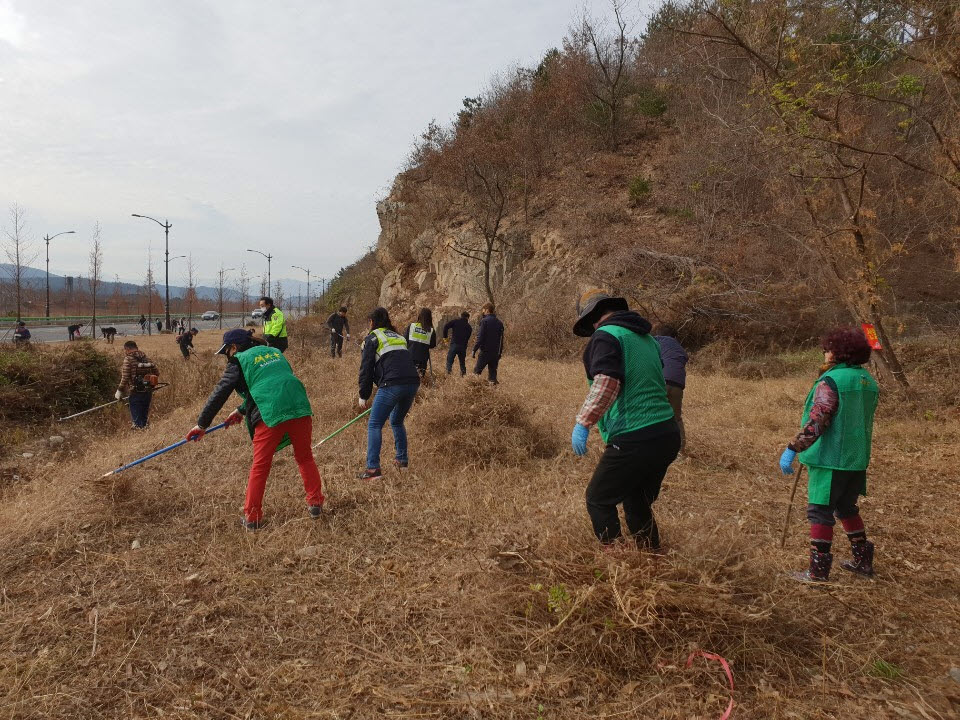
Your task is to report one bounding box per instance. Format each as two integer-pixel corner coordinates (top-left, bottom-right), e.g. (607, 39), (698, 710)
(628, 176), (653, 205)
(633, 88), (668, 117)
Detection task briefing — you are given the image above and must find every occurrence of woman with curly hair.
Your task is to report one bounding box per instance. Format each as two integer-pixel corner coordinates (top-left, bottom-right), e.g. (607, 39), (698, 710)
(779, 327), (879, 582)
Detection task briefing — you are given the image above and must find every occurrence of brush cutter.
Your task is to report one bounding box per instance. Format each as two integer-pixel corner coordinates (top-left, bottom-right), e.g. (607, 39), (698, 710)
(58, 383), (170, 422)
(101, 420), (231, 478)
(311, 409), (371, 450)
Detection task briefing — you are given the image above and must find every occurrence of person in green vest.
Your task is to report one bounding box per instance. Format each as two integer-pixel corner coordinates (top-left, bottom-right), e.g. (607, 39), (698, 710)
(780, 327), (879, 582)
(405, 308), (437, 378)
(570, 290), (681, 550)
(186, 328), (323, 530)
(259, 296), (288, 353)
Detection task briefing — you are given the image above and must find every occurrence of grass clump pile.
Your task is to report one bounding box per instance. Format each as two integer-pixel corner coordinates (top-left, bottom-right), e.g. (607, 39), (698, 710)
(0, 342), (118, 427)
(420, 378), (562, 468)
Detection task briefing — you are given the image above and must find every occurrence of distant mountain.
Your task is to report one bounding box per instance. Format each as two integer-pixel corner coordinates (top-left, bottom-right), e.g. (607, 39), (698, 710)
(0, 264), (327, 304)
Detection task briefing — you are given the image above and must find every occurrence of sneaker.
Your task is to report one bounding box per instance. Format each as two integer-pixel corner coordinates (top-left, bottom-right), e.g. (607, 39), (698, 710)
(357, 468), (383, 480)
(393, 459), (409, 470)
(308, 504), (323, 519)
(240, 517), (267, 531)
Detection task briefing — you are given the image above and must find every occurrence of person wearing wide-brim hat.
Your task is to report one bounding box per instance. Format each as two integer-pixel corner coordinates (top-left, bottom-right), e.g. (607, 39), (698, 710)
(186, 328), (324, 530)
(571, 289), (681, 550)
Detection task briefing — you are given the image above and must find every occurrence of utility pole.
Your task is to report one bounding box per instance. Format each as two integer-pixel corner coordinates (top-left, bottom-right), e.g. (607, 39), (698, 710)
(247, 249), (272, 296)
(292, 265), (311, 317)
(132, 213), (173, 331)
(44, 230), (75, 320)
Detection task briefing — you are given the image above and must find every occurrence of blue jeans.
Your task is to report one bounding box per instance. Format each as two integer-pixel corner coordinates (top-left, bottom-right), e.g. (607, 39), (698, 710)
(128, 391), (152, 429)
(366, 383), (419, 469)
(446, 343), (467, 375)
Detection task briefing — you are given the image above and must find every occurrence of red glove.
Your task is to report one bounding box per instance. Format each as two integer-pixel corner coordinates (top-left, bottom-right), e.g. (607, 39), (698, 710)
(186, 426), (205, 442)
(224, 410), (243, 428)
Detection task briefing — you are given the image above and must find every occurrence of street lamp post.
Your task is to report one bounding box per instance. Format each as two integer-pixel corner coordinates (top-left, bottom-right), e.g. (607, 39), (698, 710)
(132, 213), (173, 331)
(44, 230), (75, 320)
(247, 249), (272, 297)
(292, 265), (311, 317)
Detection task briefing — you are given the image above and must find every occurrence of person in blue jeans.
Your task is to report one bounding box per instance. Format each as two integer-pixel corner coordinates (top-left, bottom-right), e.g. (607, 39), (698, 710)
(357, 307), (421, 480)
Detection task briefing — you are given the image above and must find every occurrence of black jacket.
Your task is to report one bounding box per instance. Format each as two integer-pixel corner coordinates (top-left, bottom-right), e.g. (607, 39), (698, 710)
(581, 311), (654, 381)
(473, 314), (504, 356)
(405, 324), (437, 367)
(358, 329), (421, 400)
(443, 317), (473, 347)
(197, 358), (261, 430)
(326, 312), (350, 335)
(177, 333), (194, 349)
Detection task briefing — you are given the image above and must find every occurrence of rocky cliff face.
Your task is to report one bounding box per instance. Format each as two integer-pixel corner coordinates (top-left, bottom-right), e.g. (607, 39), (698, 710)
(374, 186), (585, 319)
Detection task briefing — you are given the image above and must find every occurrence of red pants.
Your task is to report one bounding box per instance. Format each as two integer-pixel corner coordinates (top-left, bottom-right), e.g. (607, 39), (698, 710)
(245, 416), (324, 523)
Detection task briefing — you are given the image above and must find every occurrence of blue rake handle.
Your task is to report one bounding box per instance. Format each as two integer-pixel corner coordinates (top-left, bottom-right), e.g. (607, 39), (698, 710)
(101, 421), (230, 478)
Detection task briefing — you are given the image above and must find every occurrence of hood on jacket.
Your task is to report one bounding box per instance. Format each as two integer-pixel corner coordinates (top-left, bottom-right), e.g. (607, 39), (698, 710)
(595, 310), (652, 337)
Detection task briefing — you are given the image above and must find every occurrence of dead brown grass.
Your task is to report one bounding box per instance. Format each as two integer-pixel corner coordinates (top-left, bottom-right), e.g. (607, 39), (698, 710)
(0, 334), (958, 719)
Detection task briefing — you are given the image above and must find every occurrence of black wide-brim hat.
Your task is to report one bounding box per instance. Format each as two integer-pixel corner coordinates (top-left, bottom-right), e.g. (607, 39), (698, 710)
(573, 289), (628, 337)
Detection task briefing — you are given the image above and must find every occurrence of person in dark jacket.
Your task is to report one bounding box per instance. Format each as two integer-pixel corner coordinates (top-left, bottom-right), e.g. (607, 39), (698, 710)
(326, 306), (351, 358)
(138, 315), (147, 333)
(405, 308), (437, 377)
(177, 328), (199, 359)
(654, 325), (689, 451)
(116, 340), (159, 429)
(443, 312), (472, 376)
(571, 290), (681, 550)
(13, 321), (31, 346)
(156, 318), (162, 333)
(357, 307), (421, 480)
(472, 303), (504, 384)
(187, 328), (324, 530)
(67, 323), (84, 341)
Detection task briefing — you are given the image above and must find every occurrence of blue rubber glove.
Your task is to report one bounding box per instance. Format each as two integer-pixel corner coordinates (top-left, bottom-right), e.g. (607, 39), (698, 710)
(571, 423), (589, 456)
(779, 448), (797, 475)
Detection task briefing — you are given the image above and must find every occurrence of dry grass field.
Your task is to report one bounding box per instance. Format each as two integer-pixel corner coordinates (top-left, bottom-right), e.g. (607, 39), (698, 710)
(0, 330), (958, 719)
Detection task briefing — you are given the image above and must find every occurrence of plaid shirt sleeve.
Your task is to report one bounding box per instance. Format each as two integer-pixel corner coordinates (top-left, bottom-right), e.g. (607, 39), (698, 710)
(119, 355), (135, 391)
(576, 374), (621, 428)
(788, 380), (839, 452)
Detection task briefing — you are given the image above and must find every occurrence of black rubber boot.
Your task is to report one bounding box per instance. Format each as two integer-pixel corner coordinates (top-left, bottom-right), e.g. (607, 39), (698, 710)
(841, 540), (874, 577)
(308, 505), (323, 519)
(792, 548), (832, 583)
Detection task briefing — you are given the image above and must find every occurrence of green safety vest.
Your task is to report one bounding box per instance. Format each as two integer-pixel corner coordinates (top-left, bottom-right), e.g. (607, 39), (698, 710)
(234, 345), (312, 448)
(372, 328), (407, 359)
(408, 323), (433, 345)
(799, 364), (878, 472)
(262, 308), (287, 338)
(590, 325), (676, 443)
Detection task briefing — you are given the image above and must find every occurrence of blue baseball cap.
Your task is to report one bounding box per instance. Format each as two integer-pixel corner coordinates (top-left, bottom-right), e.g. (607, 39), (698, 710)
(216, 328), (255, 355)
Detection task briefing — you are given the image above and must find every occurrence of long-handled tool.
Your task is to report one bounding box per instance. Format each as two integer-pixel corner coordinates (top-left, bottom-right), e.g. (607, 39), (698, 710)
(311, 409), (371, 450)
(101, 421), (230, 478)
(779, 465), (806, 548)
(58, 383), (170, 422)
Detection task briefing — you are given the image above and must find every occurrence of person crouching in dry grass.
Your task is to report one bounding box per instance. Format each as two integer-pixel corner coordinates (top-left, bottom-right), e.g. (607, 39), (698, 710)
(186, 328), (324, 531)
(779, 327), (879, 582)
(570, 290), (681, 551)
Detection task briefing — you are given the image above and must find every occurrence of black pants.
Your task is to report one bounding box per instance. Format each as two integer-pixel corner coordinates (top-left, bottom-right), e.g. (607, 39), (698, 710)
(266, 336), (288, 353)
(474, 351), (500, 383)
(586, 429), (681, 547)
(128, 391), (152, 429)
(179, 344), (190, 359)
(330, 333), (343, 357)
(807, 469), (866, 526)
(446, 344), (467, 375)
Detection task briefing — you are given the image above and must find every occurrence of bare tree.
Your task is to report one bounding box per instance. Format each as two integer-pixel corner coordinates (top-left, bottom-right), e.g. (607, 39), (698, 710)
(259, 274), (268, 298)
(3, 203), (37, 321)
(109, 274), (125, 315)
(143, 249), (156, 335)
(87, 222), (104, 337)
(236, 264), (250, 321)
(184, 253), (198, 327)
(273, 280), (285, 310)
(217, 265), (230, 329)
(570, 0), (637, 149)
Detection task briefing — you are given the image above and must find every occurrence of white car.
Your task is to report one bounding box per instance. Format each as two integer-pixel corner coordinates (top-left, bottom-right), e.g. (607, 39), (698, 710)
(201, 311), (219, 321)
(251, 308), (264, 319)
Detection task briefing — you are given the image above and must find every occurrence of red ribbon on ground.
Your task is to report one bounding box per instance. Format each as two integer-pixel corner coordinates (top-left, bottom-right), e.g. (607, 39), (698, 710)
(685, 650), (735, 720)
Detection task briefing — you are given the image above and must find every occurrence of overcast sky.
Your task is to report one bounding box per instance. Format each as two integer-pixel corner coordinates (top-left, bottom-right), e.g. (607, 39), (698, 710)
(1, 0), (654, 288)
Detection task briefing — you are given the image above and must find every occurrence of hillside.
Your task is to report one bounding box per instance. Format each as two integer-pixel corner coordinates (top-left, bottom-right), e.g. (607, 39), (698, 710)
(343, 0), (959, 378)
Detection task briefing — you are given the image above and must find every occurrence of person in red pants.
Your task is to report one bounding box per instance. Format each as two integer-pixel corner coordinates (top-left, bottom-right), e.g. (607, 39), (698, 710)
(187, 328), (323, 530)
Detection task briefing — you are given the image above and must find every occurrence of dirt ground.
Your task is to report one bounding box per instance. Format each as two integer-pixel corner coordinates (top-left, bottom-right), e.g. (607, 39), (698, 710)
(0, 329), (958, 719)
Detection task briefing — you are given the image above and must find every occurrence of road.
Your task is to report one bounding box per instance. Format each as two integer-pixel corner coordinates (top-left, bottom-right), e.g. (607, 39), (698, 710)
(6, 315), (254, 344)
